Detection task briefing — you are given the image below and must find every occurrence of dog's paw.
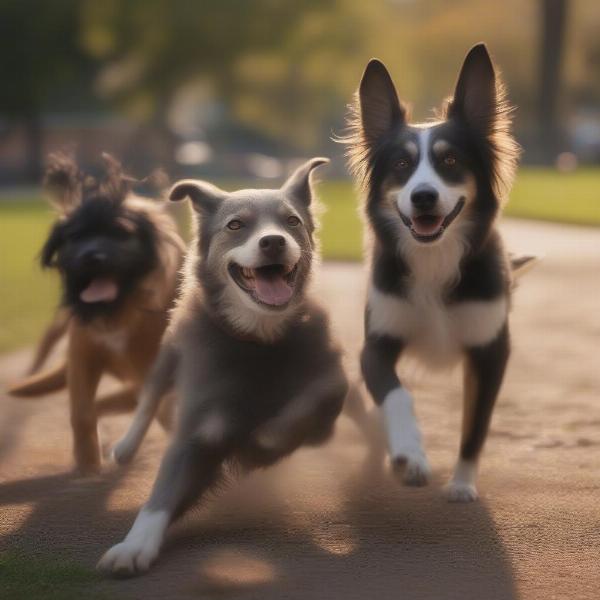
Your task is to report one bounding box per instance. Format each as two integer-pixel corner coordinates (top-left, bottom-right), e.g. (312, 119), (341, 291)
(443, 482), (479, 503)
(111, 437), (136, 466)
(97, 540), (158, 576)
(391, 451), (431, 487)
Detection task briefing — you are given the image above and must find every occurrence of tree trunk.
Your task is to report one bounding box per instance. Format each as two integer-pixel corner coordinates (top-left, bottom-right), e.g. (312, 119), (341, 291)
(538, 0), (567, 164)
(23, 113), (43, 183)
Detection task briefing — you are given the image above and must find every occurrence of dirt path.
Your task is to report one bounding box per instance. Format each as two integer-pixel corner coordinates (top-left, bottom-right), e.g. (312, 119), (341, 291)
(1, 218), (599, 599)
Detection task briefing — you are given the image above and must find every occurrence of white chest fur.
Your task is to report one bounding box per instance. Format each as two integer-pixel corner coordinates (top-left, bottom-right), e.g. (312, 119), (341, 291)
(367, 283), (507, 367)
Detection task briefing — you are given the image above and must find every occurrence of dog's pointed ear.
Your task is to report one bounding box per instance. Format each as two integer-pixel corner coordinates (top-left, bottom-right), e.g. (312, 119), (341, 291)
(448, 43), (497, 134)
(43, 152), (82, 213)
(359, 59), (406, 144)
(169, 179), (226, 213)
(281, 157), (329, 206)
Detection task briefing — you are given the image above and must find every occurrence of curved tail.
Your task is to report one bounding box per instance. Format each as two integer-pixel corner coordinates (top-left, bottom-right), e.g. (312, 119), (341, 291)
(7, 362), (67, 397)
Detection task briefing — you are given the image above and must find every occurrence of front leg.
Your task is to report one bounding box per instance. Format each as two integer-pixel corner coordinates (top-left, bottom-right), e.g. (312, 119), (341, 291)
(67, 333), (103, 474)
(111, 343), (178, 465)
(361, 335), (430, 486)
(445, 324), (510, 502)
(98, 436), (226, 575)
(253, 368), (347, 454)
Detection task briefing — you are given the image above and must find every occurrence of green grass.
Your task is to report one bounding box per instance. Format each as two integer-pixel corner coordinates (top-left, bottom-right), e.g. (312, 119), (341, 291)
(0, 551), (107, 600)
(0, 168), (598, 353)
(506, 168), (600, 225)
(0, 200), (59, 354)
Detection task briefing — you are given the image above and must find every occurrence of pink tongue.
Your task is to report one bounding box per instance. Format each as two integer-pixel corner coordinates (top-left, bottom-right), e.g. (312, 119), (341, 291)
(80, 278), (118, 303)
(254, 273), (293, 306)
(412, 216), (444, 235)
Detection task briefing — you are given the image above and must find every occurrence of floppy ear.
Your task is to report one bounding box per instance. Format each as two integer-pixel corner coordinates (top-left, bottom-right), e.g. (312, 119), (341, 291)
(359, 59), (406, 144)
(43, 152), (82, 213)
(447, 43), (497, 135)
(281, 157), (329, 206)
(168, 179), (226, 213)
(40, 223), (65, 268)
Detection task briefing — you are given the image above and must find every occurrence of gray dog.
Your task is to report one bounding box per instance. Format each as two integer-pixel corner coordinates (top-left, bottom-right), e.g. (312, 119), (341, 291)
(98, 158), (348, 575)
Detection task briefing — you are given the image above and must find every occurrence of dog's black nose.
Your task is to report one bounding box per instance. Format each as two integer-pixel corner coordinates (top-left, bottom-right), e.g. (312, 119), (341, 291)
(411, 186), (439, 212)
(80, 249), (108, 268)
(259, 234), (286, 258)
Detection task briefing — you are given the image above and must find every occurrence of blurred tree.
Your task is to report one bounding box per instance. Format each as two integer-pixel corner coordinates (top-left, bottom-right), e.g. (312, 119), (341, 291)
(0, 0), (98, 180)
(80, 0), (361, 162)
(538, 0), (567, 163)
(0, 0), (598, 177)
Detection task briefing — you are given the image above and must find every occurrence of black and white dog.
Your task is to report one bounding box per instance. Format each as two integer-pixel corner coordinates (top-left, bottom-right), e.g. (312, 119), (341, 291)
(346, 44), (527, 501)
(98, 158), (348, 574)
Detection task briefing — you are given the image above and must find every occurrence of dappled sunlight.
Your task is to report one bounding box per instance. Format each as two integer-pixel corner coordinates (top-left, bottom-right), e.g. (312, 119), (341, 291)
(198, 548), (278, 589)
(309, 522), (358, 557)
(0, 503), (34, 536)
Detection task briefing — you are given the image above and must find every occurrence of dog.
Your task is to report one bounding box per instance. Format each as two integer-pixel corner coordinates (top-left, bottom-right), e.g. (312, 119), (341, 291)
(344, 44), (534, 502)
(8, 153), (185, 474)
(97, 157), (348, 575)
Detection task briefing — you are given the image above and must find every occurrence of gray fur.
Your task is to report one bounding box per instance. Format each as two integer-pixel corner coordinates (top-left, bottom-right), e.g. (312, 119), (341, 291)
(100, 158), (347, 576)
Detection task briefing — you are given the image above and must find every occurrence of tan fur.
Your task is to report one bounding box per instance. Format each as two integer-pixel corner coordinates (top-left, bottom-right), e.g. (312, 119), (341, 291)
(68, 197), (184, 473)
(8, 196), (184, 474)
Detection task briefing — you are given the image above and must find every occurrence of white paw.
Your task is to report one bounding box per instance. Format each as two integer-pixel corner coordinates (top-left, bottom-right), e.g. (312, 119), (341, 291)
(111, 437), (136, 465)
(391, 451), (431, 486)
(443, 482), (479, 503)
(97, 539), (159, 576)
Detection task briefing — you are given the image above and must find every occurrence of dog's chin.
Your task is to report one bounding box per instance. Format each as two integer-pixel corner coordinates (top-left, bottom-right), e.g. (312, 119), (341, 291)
(399, 198), (465, 244)
(228, 262), (300, 312)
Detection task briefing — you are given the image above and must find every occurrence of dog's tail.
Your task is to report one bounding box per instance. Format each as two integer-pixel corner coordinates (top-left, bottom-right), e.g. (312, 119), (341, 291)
(510, 254), (540, 280)
(7, 361), (67, 397)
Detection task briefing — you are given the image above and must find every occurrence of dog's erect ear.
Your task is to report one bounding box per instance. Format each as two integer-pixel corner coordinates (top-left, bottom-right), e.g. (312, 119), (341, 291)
(448, 43), (497, 134)
(359, 59), (406, 144)
(100, 152), (134, 204)
(169, 179), (226, 213)
(43, 153), (82, 213)
(281, 157), (329, 206)
(40, 222), (65, 268)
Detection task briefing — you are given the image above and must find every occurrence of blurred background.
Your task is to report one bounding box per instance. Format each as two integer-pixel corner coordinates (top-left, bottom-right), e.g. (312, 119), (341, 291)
(0, 0), (599, 351)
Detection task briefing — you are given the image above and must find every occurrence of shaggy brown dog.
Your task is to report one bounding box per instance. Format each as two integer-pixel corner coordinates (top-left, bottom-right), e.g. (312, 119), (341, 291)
(8, 154), (185, 474)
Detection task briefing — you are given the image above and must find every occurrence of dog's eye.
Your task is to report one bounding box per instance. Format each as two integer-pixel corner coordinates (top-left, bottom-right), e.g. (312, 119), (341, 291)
(287, 215), (301, 227)
(395, 158), (410, 170)
(227, 220), (243, 231)
(444, 155), (457, 166)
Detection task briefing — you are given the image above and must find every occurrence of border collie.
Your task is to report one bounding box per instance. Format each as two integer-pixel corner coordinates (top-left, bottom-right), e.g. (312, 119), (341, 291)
(344, 44), (529, 501)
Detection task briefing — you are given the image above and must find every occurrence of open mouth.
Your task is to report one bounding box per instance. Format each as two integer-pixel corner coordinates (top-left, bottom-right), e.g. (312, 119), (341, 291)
(228, 263), (299, 309)
(400, 198), (465, 243)
(79, 277), (119, 303)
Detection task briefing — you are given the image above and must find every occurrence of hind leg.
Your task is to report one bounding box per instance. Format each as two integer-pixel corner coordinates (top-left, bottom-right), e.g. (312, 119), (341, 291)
(98, 436), (225, 575)
(445, 324), (510, 502)
(361, 336), (430, 486)
(95, 384), (137, 416)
